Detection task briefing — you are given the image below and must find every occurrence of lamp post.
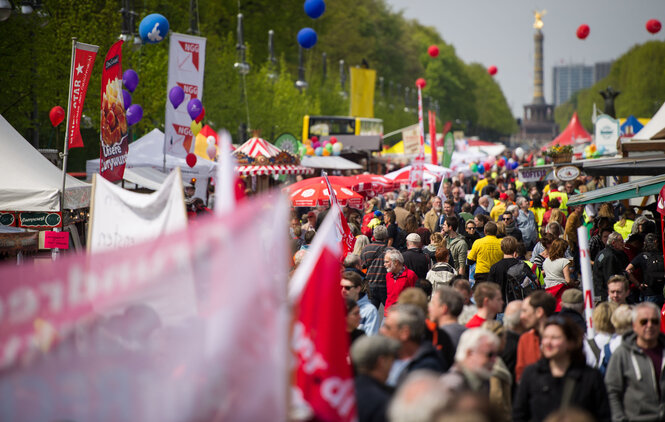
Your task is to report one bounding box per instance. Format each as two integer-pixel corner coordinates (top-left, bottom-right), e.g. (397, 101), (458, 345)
(295, 45), (307, 91)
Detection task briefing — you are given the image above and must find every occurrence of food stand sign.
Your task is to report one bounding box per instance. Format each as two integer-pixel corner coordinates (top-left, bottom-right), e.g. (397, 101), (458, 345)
(555, 165), (580, 181)
(0, 212), (16, 227)
(17, 212), (62, 229)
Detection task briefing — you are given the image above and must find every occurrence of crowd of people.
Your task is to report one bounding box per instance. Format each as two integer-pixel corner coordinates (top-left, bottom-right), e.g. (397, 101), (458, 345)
(289, 171), (665, 422)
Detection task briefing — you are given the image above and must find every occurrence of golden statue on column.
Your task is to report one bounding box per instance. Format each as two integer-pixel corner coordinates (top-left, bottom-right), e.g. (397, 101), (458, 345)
(533, 10), (546, 30)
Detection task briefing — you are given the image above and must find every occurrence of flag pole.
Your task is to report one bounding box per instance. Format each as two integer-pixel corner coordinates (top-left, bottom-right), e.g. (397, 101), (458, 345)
(60, 37), (77, 217)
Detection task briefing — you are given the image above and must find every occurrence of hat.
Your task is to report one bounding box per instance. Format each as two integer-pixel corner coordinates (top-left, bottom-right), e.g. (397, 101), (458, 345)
(561, 288), (583, 305)
(406, 233), (421, 243)
(499, 192), (508, 200)
(307, 211), (317, 219)
(374, 210), (383, 218)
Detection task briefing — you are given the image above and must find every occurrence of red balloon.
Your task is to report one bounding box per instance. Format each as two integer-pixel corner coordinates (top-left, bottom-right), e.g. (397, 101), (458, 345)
(488, 66), (498, 76)
(646, 19), (662, 34)
(415, 78), (426, 89)
(498, 158), (506, 167)
(329, 136), (337, 144)
(576, 24), (590, 39)
(186, 153), (197, 168)
(194, 106), (205, 123)
(49, 106), (65, 127)
(428, 45), (439, 58)
(483, 162), (491, 171)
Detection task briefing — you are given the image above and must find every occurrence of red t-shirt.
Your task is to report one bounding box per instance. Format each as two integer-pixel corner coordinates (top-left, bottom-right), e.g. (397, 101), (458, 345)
(465, 314), (487, 328)
(384, 268), (417, 316)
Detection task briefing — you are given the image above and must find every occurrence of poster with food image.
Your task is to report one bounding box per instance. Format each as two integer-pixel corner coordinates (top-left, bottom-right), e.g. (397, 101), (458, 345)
(99, 40), (128, 182)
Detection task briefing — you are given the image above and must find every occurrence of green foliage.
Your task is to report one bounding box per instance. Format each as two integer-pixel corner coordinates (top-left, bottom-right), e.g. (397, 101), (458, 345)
(555, 41), (665, 131)
(0, 0), (519, 172)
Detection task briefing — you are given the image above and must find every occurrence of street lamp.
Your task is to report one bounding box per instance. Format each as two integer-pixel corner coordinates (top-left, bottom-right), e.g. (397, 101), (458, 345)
(233, 13), (250, 75)
(0, 0), (11, 21)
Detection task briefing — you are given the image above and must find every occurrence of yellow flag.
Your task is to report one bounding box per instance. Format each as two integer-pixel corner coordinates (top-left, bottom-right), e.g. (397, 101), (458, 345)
(350, 67), (376, 118)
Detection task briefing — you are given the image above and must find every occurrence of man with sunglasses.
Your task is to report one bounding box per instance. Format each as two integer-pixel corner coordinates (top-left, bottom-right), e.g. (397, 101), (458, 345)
(605, 302), (665, 422)
(341, 271), (379, 335)
(501, 210), (523, 242)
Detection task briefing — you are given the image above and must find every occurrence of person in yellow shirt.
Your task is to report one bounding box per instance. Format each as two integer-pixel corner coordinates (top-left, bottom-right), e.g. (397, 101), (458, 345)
(490, 192), (509, 222)
(467, 221), (504, 283)
(613, 209), (635, 240)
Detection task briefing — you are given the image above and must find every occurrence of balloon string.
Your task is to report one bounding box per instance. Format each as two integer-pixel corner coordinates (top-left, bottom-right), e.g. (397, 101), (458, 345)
(242, 72), (251, 129)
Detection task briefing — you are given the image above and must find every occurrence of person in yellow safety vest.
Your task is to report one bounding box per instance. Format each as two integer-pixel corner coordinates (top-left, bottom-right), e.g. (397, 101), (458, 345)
(544, 182), (568, 216)
(529, 192), (547, 230)
(525, 260), (545, 288)
(613, 209), (636, 240)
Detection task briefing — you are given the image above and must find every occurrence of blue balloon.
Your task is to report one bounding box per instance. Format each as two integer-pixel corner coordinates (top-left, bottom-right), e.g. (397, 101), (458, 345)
(304, 0), (326, 19)
(139, 13), (169, 44)
(477, 164), (485, 174)
(297, 28), (318, 49)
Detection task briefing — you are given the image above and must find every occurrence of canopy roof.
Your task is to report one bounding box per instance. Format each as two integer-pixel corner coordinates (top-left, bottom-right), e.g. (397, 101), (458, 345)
(541, 112), (591, 151)
(0, 114), (90, 212)
(300, 156), (363, 170)
(568, 174), (665, 206)
(233, 137), (312, 176)
(633, 102), (665, 140)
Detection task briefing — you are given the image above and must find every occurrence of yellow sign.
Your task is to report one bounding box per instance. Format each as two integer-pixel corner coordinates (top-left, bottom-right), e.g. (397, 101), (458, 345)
(350, 67), (376, 118)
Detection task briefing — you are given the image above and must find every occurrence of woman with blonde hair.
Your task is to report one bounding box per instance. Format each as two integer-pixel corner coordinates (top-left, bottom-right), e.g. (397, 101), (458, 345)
(352, 234), (370, 257)
(598, 304), (633, 374)
(585, 301), (618, 368)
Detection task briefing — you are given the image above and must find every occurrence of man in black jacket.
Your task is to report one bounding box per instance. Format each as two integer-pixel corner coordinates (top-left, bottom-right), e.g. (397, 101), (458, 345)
(350, 335), (399, 422)
(592, 231), (629, 302)
(401, 233), (430, 280)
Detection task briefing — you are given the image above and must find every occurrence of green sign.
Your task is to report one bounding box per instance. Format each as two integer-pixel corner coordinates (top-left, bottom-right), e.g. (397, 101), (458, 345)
(442, 132), (454, 169)
(18, 212), (62, 228)
(0, 212), (15, 226)
(274, 133), (299, 154)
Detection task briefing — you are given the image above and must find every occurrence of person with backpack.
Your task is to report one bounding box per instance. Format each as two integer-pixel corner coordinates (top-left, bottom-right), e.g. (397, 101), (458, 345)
(426, 245), (457, 291)
(489, 236), (539, 305)
(626, 233), (665, 307)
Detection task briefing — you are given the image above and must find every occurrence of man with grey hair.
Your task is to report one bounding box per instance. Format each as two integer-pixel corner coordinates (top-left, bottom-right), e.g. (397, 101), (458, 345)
(387, 371), (452, 422)
(440, 328), (500, 394)
(605, 301), (665, 422)
(380, 303), (447, 386)
(516, 197), (538, 250)
(592, 231), (629, 301)
(361, 225), (395, 309)
(350, 335), (400, 422)
(384, 250), (417, 316)
(474, 195), (492, 217)
(428, 286), (466, 348)
(402, 233), (430, 280)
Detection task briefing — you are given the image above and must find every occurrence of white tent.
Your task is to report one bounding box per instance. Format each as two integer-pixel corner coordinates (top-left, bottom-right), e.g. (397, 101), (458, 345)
(87, 129), (215, 199)
(0, 114), (90, 212)
(633, 102), (665, 140)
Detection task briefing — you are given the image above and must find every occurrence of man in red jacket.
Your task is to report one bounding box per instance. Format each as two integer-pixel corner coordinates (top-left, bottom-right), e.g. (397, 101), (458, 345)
(383, 250), (417, 316)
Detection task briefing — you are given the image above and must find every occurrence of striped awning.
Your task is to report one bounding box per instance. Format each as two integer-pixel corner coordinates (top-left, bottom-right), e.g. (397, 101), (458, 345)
(235, 165), (314, 176)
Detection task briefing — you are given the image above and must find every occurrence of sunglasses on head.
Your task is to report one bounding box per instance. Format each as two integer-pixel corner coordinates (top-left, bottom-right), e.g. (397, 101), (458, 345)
(638, 318), (659, 326)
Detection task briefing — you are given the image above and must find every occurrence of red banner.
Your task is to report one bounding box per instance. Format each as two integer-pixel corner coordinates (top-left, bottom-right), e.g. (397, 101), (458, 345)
(429, 110), (438, 165)
(322, 173), (356, 256)
(290, 208), (357, 421)
(67, 42), (99, 149)
(409, 153), (425, 188)
(99, 40), (128, 182)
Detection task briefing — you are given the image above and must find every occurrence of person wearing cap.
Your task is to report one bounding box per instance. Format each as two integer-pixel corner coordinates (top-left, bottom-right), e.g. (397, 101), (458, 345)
(556, 288), (586, 333)
(490, 192), (509, 222)
(401, 233), (430, 280)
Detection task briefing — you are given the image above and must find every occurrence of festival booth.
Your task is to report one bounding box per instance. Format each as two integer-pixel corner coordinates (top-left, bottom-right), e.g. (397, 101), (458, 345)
(300, 155), (363, 171)
(0, 114), (91, 258)
(86, 128), (214, 199)
(568, 174), (665, 206)
(632, 102), (665, 141)
(233, 136), (313, 192)
(540, 112), (591, 160)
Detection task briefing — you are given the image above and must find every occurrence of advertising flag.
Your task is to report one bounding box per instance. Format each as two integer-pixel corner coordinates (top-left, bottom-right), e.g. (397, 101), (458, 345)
(409, 153), (425, 189)
(164, 33), (207, 157)
(428, 110), (438, 165)
(349, 67), (376, 118)
(99, 40), (128, 182)
(66, 41), (98, 149)
(290, 207), (357, 422)
(578, 225), (595, 338)
(322, 172), (356, 255)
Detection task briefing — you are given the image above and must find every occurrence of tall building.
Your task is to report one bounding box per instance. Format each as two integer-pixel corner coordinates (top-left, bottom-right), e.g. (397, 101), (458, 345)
(594, 61), (613, 83)
(552, 64), (593, 106)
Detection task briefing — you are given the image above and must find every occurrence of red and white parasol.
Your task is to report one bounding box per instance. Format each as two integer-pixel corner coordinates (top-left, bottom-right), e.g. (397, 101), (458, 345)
(289, 179), (364, 209)
(233, 137), (313, 176)
(384, 163), (452, 183)
(347, 174), (398, 197)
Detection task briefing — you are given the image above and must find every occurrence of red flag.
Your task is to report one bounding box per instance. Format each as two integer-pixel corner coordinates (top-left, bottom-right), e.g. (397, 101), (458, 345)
(429, 110), (438, 165)
(322, 172), (356, 256)
(290, 207), (357, 421)
(66, 41), (98, 149)
(99, 40), (129, 182)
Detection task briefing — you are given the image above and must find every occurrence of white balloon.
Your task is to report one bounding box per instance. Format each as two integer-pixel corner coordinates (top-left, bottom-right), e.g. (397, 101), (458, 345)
(515, 147), (525, 160)
(206, 145), (217, 159)
(207, 136), (216, 147)
(332, 143), (343, 155)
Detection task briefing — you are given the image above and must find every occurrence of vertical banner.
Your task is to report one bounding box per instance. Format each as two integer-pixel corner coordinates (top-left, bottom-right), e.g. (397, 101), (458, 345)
(409, 153), (425, 189)
(66, 42), (98, 149)
(289, 207), (357, 422)
(656, 185), (665, 275)
(442, 132), (454, 169)
(428, 110), (438, 165)
(322, 172), (356, 256)
(164, 33), (207, 158)
(99, 40), (128, 182)
(578, 225), (595, 338)
(349, 67), (376, 118)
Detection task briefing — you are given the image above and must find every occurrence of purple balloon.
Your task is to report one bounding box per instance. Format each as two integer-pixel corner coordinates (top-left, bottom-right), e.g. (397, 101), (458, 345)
(126, 104), (143, 126)
(169, 85), (185, 109)
(187, 98), (203, 120)
(123, 69), (139, 93)
(122, 89), (132, 109)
